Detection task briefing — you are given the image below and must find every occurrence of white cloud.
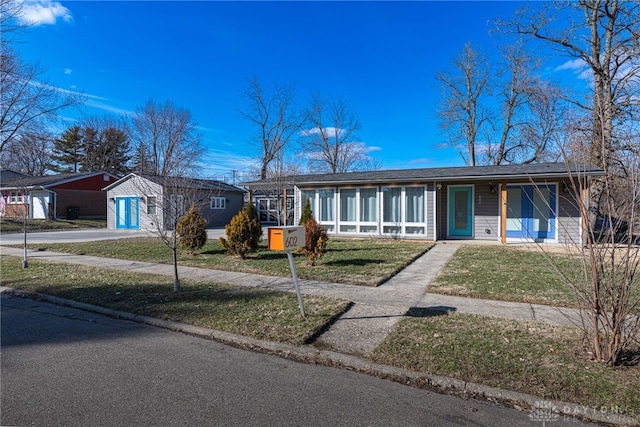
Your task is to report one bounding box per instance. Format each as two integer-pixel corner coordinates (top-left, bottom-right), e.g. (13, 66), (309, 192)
(64, 68), (72, 75)
(300, 126), (344, 138)
(555, 58), (585, 71)
(18, 0), (73, 26)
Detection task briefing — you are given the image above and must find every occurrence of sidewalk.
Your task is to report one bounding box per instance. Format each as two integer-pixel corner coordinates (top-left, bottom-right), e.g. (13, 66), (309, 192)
(0, 242), (585, 356)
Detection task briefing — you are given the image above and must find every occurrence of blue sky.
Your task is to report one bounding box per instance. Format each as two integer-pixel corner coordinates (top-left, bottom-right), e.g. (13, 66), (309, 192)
(15, 0), (574, 181)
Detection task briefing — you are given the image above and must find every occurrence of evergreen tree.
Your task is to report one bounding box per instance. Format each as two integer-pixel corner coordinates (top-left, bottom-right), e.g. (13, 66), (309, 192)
(52, 126), (83, 173)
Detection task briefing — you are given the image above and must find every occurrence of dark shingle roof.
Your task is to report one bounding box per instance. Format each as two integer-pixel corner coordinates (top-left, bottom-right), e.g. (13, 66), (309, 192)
(0, 172), (116, 189)
(241, 162), (604, 188)
(104, 173), (245, 193)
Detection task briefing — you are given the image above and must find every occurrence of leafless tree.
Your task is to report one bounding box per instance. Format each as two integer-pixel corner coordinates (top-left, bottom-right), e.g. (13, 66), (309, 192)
(0, 0), (83, 153)
(506, 0), (640, 219)
(130, 99), (203, 177)
(436, 42), (491, 167)
(241, 76), (305, 180)
(303, 93), (371, 173)
(0, 131), (53, 176)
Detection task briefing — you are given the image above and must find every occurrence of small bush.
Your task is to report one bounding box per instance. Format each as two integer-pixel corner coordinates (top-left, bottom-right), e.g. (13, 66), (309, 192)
(176, 204), (208, 254)
(302, 217), (328, 266)
(299, 198), (313, 226)
(219, 203), (262, 259)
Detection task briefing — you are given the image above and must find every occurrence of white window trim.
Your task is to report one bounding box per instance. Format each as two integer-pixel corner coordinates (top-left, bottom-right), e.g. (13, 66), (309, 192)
(210, 196), (226, 209)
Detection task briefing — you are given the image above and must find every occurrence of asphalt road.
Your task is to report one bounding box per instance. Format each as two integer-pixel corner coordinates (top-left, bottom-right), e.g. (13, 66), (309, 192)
(0, 294), (593, 427)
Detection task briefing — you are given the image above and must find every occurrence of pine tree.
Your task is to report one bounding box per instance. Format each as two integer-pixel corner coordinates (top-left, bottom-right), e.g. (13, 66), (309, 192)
(52, 126), (83, 173)
(219, 203), (262, 259)
(299, 198), (313, 225)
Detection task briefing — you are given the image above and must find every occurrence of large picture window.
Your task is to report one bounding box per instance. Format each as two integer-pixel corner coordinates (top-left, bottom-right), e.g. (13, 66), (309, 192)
(318, 189), (334, 222)
(340, 189), (356, 222)
(405, 187), (424, 223)
(359, 188), (377, 222)
(382, 187), (401, 223)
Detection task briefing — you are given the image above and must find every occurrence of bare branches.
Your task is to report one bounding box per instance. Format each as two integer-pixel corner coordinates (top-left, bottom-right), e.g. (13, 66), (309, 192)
(302, 93), (366, 173)
(131, 99), (203, 177)
(241, 77), (304, 180)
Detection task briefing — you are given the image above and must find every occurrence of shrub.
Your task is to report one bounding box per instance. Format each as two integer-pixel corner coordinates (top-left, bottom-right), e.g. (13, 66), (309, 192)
(299, 198), (313, 225)
(219, 202), (262, 259)
(176, 204), (208, 254)
(301, 217), (328, 266)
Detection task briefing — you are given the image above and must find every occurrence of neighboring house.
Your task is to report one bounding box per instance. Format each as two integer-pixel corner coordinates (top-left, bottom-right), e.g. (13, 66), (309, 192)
(0, 171), (119, 219)
(252, 188), (295, 225)
(242, 162), (604, 245)
(104, 173), (246, 230)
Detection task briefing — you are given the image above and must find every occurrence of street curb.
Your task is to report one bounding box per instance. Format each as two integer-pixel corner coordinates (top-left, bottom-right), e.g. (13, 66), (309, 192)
(2, 286), (638, 427)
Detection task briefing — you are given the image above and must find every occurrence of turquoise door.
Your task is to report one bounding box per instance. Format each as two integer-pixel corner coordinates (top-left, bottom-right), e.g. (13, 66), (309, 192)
(448, 186), (473, 237)
(506, 184), (556, 239)
(116, 197), (140, 229)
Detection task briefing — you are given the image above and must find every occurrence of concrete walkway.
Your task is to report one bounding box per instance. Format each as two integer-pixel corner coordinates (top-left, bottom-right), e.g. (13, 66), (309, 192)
(0, 241), (586, 357)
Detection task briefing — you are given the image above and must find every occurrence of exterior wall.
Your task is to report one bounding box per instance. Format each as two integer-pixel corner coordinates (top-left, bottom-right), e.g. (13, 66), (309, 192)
(190, 189), (245, 228)
(106, 176), (244, 230)
(556, 181), (583, 245)
(56, 189), (107, 219)
(54, 173), (118, 190)
(106, 176), (163, 230)
(473, 181), (501, 241)
(291, 178), (584, 244)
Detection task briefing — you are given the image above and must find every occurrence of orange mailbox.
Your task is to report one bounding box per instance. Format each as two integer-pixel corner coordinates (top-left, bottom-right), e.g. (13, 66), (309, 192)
(268, 226), (305, 251)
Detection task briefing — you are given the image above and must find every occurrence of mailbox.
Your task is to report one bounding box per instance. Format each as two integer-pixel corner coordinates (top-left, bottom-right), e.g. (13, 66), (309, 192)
(268, 226), (305, 251)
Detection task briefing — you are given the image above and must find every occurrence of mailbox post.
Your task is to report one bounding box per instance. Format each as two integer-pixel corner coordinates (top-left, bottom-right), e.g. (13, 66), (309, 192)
(268, 226), (306, 317)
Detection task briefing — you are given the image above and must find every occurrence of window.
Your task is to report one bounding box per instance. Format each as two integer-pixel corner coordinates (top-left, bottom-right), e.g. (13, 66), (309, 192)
(210, 196), (226, 209)
(340, 189), (356, 222)
(382, 187), (401, 223)
(359, 188), (377, 222)
(9, 191), (24, 204)
(318, 189), (334, 222)
(147, 196), (157, 215)
(301, 190), (315, 216)
(405, 187), (424, 223)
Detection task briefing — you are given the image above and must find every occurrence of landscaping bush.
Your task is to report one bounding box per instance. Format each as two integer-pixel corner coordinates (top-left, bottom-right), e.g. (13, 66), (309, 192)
(176, 204), (208, 254)
(219, 203), (262, 259)
(302, 217), (328, 266)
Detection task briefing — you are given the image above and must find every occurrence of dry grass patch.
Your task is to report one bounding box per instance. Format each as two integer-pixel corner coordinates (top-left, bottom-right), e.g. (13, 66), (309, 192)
(369, 311), (640, 418)
(0, 255), (349, 345)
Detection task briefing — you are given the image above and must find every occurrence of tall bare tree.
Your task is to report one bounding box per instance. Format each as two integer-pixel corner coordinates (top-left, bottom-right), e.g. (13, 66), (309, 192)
(436, 42), (491, 167)
(303, 93), (370, 173)
(241, 77), (304, 180)
(0, 0), (82, 153)
(507, 0), (640, 217)
(131, 99), (203, 177)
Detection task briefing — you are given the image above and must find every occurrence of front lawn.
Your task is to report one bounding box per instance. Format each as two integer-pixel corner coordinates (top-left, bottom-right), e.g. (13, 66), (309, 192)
(0, 255), (349, 345)
(369, 311), (640, 420)
(0, 218), (106, 233)
(26, 237), (434, 286)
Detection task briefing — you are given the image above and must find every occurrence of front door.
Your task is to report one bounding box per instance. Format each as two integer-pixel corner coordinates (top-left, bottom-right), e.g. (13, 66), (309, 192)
(448, 185), (473, 237)
(506, 184), (556, 240)
(116, 197), (140, 229)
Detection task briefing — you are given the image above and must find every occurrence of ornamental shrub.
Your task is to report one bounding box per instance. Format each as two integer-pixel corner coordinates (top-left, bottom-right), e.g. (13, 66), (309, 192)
(176, 204), (208, 255)
(302, 217), (328, 266)
(299, 198), (313, 225)
(219, 202), (262, 259)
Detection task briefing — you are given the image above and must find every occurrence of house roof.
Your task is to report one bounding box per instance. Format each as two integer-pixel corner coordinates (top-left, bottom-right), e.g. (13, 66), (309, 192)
(104, 173), (245, 194)
(0, 172), (118, 190)
(241, 162), (605, 188)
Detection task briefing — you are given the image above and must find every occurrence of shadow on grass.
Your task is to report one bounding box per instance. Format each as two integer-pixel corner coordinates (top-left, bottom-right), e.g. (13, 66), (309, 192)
(405, 306), (457, 317)
(323, 258), (385, 267)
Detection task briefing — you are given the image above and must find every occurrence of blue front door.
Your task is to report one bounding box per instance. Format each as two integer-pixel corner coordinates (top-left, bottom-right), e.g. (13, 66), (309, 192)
(116, 197), (140, 229)
(448, 185), (473, 237)
(506, 184), (556, 239)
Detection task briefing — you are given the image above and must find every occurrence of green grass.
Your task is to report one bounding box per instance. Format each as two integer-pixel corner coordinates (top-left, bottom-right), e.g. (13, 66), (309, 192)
(369, 312), (640, 419)
(26, 237), (434, 286)
(428, 245), (588, 307)
(0, 218), (106, 233)
(0, 255), (349, 345)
